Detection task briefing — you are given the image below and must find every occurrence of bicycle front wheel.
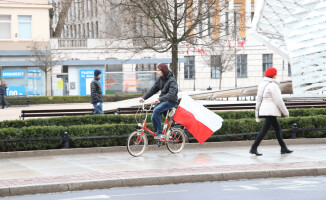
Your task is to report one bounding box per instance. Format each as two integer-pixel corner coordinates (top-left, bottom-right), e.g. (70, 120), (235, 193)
(127, 131), (148, 157)
(166, 128), (186, 154)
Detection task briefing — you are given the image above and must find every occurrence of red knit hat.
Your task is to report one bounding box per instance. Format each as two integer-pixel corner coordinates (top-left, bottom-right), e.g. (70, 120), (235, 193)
(157, 63), (170, 77)
(264, 67), (277, 78)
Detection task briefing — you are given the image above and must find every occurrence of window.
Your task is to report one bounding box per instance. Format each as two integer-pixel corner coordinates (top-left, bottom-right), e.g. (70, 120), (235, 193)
(184, 56), (195, 79)
(211, 55), (221, 79)
(95, 21), (98, 38)
(62, 66), (68, 73)
(262, 54), (273, 76)
(87, 23), (90, 37)
(0, 15), (11, 39)
(237, 54), (247, 78)
(288, 63), (292, 77)
(18, 16), (32, 40)
(91, 22), (94, 38)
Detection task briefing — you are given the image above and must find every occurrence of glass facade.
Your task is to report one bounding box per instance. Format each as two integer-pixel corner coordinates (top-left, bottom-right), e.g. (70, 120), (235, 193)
(1, 66), (45, 96)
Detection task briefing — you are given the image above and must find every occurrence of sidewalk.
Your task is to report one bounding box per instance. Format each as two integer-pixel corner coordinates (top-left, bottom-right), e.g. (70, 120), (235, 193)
(0, 138), (326, 197)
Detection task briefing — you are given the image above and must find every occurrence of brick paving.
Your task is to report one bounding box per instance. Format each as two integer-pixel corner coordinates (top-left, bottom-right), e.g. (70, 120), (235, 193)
(0, 155), (325, 188)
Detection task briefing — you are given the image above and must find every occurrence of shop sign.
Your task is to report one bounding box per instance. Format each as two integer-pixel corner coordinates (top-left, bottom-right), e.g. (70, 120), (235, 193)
(80, 69), (104, 95)
(28, 90), (42, 95)
(28, 77), (42, 79)
(7, 86), (25, 96)
(27, 69), (41, 73)
(2, 70), (25, 78)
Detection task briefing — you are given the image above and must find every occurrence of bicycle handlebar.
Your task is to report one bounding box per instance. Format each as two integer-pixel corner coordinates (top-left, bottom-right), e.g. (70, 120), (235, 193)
(140, 102), (153, 112)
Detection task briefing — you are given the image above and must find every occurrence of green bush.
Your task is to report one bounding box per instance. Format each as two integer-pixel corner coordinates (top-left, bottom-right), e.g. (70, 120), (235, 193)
(0, 114), (138, 129)
(0, 126), (65, 151)
(6, 94), (142, 105)
(2, 107), (326, 129)
(1, 115), (326, 151)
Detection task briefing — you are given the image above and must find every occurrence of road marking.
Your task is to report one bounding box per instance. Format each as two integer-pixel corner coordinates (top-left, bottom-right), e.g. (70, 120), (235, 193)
(223, 185), (259, 191)
(60, 190), (188, 200)
(60, 195), (110, 200)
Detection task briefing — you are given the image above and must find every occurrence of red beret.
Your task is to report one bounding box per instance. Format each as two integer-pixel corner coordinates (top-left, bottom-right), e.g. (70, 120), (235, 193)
(264, 67), (277, 78)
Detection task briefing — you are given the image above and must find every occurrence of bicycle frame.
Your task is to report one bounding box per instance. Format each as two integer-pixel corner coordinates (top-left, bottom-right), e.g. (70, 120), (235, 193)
(127, 103), (185, 157)
(137, 105), (179, 143)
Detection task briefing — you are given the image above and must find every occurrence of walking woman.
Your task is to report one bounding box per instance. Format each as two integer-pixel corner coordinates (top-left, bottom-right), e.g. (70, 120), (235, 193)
(250, 67), (293, 156)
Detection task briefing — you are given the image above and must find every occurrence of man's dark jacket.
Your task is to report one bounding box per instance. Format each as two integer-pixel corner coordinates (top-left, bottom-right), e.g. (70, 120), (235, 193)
(90, 77), (102, 104)
(142, 71), (178, 104)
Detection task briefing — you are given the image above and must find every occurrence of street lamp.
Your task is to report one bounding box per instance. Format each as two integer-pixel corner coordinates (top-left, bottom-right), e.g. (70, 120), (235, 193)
(193, 75), (196, 91)
(234, 9), (238, 88)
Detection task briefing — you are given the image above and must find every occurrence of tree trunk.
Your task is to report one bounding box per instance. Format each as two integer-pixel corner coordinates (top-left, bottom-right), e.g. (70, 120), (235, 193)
(219, 73), (222, 90)
(53, 0), (74, 37)
(45, 71), (48, 96)
(171, 43), (179, 81)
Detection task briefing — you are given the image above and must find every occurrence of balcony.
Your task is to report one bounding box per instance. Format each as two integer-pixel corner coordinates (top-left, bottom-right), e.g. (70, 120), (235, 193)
(58, 39), (87, 48)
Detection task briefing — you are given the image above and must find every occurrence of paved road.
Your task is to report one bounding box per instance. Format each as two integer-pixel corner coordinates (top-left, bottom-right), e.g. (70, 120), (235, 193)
(0, 139), (326, 197)
(3, 176), (326, 200)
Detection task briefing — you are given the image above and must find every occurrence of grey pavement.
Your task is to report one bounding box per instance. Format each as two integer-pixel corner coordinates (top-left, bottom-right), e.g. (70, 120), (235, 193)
(0, 138), (326, 197)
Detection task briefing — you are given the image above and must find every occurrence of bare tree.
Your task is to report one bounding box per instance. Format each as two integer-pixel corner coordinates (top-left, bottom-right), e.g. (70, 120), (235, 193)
(49, 0), (74, 37)
(202, 8), (246, 90)
(108, 0), (230, 81)
(27, 41), (61, 96)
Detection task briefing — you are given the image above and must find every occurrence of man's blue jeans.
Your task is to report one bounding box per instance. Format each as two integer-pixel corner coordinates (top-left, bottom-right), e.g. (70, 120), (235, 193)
(93, 102), (103, 115)
(151, 101), (176, 135)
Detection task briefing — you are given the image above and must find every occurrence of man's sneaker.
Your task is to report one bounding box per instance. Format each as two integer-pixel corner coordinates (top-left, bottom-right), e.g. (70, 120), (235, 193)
(154, 134), (164, 139)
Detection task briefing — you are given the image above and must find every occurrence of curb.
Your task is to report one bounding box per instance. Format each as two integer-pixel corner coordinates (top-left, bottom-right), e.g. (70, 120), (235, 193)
(1, 138), (326, 159)
(1, 167), (326, 197)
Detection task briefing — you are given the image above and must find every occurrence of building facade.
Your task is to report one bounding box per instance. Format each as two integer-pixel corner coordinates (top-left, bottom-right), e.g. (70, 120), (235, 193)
(0, 0), (51, 96)
(48, 0), (292, 96)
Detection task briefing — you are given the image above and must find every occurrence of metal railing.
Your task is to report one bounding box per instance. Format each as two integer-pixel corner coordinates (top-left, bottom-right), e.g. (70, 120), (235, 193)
(1, 124), (325, 149)
(58, 38), (87, 48)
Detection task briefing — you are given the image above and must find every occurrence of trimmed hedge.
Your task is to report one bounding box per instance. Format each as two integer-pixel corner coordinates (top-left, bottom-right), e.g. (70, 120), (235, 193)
(1, 115), (326, 151)
(2, 107), (326, 129)
(7, 94), (142, 105)
(0, 126), (65, 151)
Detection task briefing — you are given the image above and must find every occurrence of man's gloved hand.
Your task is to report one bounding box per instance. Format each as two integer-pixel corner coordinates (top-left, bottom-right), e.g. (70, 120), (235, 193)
(96, 102), (101, 106)
(255, 117), (261, 123)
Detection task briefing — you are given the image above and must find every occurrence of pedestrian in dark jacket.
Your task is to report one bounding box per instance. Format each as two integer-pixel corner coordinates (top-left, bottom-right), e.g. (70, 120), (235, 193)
(0, 81), (5, 109)
(1, 81), (10, 108)
(139, 63), (178, 139)
(91, 69), (103, 114)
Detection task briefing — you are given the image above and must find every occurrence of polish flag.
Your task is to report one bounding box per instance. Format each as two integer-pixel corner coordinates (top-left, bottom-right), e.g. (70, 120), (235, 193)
(173, 95), (223, 144)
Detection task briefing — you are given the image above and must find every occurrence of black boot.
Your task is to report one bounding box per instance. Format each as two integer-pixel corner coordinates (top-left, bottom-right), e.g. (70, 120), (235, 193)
(250, 148), (262, 156)
(281, 147), (293, 154)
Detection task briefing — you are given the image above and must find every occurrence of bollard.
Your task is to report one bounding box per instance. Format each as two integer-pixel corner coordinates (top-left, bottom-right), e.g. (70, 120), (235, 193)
(63, 131), (70, 148)
(291, 123), (298, 139)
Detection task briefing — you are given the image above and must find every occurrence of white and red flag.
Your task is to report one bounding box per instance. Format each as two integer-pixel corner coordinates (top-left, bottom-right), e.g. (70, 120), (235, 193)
(173, 95), (223, 144)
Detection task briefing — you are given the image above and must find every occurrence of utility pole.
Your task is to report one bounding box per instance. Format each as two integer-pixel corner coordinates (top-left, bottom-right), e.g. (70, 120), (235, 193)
(234, 9), (237, 88)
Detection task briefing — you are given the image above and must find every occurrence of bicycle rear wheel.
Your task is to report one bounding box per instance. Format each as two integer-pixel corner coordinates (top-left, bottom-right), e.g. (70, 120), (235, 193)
(127, 131), (148, 157)
(166, 128), (186, 154)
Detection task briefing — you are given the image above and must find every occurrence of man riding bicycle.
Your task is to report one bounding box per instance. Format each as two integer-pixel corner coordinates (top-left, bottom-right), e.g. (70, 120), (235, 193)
(139, 63), (178, 139)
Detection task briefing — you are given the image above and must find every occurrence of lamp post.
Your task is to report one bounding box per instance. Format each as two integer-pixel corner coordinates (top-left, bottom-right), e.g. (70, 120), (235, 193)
(193, 75), (196, 91)
(234, 9), (237, 88)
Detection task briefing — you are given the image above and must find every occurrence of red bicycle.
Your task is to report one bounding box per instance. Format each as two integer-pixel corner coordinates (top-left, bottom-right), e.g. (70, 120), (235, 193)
(127, 103), (186, 157)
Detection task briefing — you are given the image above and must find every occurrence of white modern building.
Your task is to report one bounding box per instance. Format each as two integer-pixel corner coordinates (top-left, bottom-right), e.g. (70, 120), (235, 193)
(250, 0), (326, 95)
